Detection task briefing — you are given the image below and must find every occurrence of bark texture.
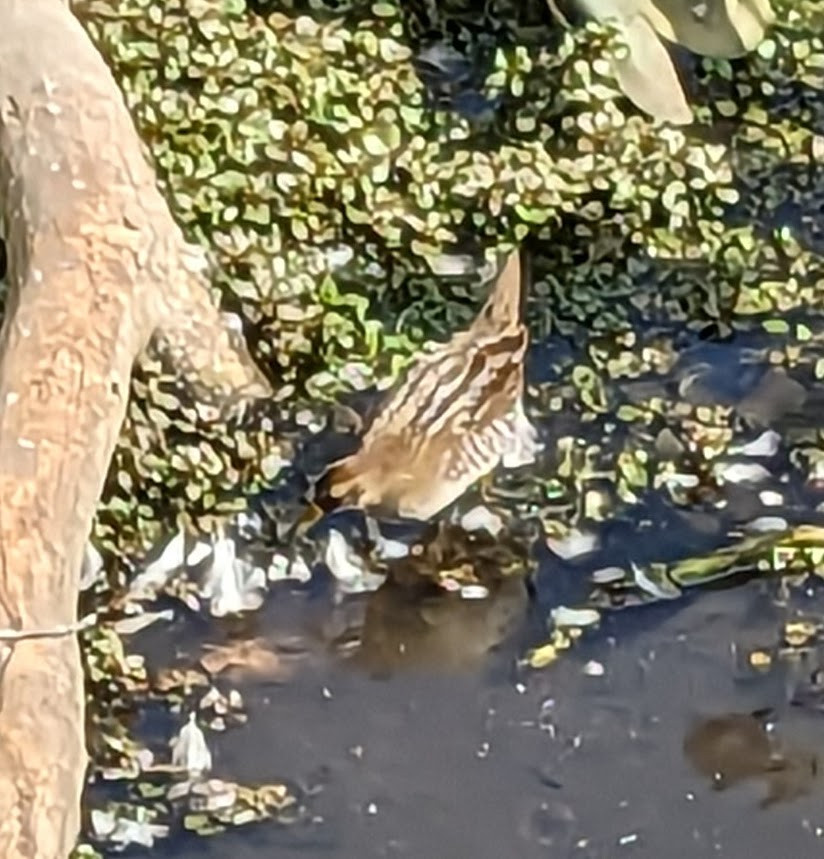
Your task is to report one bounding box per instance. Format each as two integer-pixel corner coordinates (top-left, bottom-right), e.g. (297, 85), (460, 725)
(0, 1), (270, 856)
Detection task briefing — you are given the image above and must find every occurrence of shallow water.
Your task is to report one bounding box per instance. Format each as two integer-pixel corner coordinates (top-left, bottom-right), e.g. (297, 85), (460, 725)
(140, 574), (824, 859)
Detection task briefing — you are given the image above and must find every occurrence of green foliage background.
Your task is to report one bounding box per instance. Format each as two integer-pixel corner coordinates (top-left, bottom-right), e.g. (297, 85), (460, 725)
(60, 0), (824, 561)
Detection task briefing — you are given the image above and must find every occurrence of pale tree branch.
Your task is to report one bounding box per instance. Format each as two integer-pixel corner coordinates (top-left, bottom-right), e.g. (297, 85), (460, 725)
(0, 1), (272, 856)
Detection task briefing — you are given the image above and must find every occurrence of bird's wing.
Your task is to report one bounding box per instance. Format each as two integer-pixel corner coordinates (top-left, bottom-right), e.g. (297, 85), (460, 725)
(425, 327), (532, 479)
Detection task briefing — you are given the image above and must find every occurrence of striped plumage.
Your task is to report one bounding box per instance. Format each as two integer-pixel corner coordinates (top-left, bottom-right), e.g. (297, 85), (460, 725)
(321, 249), (539, 520)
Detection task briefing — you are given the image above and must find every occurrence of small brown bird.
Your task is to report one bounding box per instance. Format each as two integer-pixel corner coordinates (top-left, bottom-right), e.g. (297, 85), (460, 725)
(318, 249), (539, 521)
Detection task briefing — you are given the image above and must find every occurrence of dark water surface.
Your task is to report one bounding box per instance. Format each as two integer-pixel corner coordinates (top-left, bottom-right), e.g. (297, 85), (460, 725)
(140, 552), (824, 859)
(145, 573), (824, 859)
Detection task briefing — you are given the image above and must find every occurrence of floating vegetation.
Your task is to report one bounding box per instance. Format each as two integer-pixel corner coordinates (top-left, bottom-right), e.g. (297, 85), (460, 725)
(63, 0), (824, 563)
(550, 605), (600, 628)
(523, 629), (574, 670)
(589, 526), (824, 609)
(81, 609), (304, 851)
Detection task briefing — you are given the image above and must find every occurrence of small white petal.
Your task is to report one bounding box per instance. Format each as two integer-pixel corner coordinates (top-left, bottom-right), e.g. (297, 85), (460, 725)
(289, 553), (313, 583)
(660, 471), (700, 489)
(591, 566), (626, 584)
(460, 505), (505, 536)
(759, 490), (784, 506)
(583, 660), (605, 677)
(113, 609), (174, 636)
(425, 253), (476, 276)
(90, 809), (116, 838)
(551, 606), (601, 628)
(325, 530), (385, 594)
(374, 537), (410, 560)
(546, 529), (599, 559)
(713, 461), (771, 484)
(80, 541), (105, 591)
(170, 713), (212, 776)
(324, 530), (364, 584)
(129, 530), (187, 598)
(200, 537), (266, 616)
(267, 552), (314, 583)
(325, 244), (354, 269)
(746, 516), (788, 533)
(460, 584), (490, 600)
(729, 430), (781, 458)
(267, 553), (291, 581)
(187, 539), (213, 566)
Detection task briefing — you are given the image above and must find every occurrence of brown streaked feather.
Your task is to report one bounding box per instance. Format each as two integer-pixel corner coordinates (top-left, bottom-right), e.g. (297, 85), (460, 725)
(322, 248), (537, 520)
(365, 250), (524, 445)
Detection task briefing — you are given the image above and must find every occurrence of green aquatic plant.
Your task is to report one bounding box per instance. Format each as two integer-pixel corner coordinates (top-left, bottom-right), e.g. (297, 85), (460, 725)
(58, 0), (824, 572)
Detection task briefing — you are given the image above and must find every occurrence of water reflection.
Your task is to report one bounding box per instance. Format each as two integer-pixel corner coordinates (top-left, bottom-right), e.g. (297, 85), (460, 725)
(322, 517), (537, 674)
(353, 573), (529, 675)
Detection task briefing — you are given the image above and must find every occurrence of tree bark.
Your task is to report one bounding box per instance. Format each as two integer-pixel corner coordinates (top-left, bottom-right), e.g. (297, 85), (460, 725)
(0, 1), (271, 856)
